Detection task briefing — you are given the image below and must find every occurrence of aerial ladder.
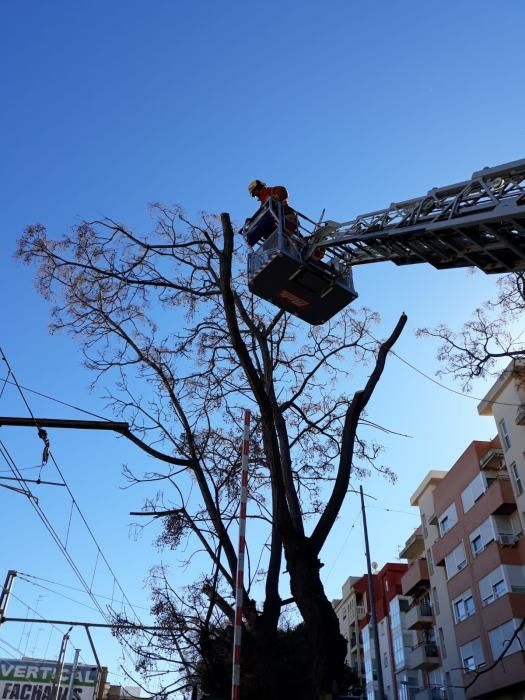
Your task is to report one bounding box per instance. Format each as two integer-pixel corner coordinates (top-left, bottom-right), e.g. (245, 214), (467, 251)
(243, 158), (525, 325)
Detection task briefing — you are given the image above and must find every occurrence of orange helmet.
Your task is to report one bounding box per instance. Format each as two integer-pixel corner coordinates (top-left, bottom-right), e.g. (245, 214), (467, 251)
(248, 179), (266, 197)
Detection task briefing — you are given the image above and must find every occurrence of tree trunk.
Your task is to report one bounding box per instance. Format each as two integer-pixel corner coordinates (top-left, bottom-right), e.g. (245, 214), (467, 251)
(286, 538), (347, 700)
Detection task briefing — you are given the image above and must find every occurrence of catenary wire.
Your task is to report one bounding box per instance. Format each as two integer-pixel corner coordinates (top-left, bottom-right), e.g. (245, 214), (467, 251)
(0, 350), (157, 683)
(18, 573), (151, 612)
(0, 375), (111, 422)
(0, 348), (144, 628)
(0, 440), (139, 676)
(323, 507), (363, 584)
(9, 593), (89, 665)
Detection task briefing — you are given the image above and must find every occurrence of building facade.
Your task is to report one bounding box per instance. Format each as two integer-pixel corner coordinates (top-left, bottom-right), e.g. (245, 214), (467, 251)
(478, 361), (525, 533)
(405, 434), (525, 700)
(358, 563), (419, 700)
(333, 575), (370, 690)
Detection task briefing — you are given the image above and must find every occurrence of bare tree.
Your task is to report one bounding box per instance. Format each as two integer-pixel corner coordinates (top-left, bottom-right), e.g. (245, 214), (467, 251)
(417, 272), (525, 390)
(17, 205), (406, 699)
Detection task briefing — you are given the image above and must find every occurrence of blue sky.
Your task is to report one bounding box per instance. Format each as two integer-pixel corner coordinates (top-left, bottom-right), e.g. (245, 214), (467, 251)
(1, 0), (525, 690)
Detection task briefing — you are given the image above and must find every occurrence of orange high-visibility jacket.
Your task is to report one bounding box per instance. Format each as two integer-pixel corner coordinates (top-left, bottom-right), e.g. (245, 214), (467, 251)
(256, 185), (289, 205)
(257, 186), (298, 235)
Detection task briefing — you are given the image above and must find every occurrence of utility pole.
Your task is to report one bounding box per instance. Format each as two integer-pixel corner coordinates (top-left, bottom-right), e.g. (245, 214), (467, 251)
(0, 570), (16, 621)
(50, 627), (72, 700)
(360, 485), (385, 700)
(65, 649), (80, 700)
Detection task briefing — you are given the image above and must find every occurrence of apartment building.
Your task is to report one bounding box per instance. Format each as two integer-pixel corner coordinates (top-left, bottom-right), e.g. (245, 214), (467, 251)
(358, 563), (417, 700)
(478, 360), (525, 533)
(400, 524), (448, 700)
(403, 470), (465, 699)
(405, 434), (525, 700)
(333, 575), (370, 688)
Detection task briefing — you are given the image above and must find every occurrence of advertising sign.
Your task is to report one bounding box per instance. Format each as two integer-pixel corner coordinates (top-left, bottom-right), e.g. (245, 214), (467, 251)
(0, 659), (99, 700)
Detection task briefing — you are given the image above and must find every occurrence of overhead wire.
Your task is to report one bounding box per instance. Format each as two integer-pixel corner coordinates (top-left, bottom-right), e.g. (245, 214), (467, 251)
(0, 348), (165, 686)
(351, 320), (523, 408)
(8, 592), (88, 665)
(323, 507), (362, 584)
(18, 572), (151, 612)
(16, 575), (104, 615)
(0, 348), (144, 628)
(0, 375), (111, 422)
(0, 441), (141, 682)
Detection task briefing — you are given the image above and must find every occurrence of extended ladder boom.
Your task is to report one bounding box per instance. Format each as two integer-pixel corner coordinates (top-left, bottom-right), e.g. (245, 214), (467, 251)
(309, 158), (525, 274)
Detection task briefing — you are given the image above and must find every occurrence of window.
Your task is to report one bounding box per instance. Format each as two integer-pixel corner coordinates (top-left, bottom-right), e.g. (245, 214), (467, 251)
(479, 566), (511, 606)
(452, 589), (475, 623)
(438, 627), (447, 659)
(463, 655), (475, 671)
(469, 517), (495, 556)
(489, 618), (525, 659)
(499, 418), (511, 450)
(460, 637), (485, 672)
(471, 535), (483, 555)
(445, 672), (454, 700)
(461, 472), (486, 513)
(422, 513), (428, 538)
(438, 503), (458, 536)
(493, 579), (506, 599)
(511, 462), (523, 496)
(432, 587), (440, 615)
(465, 596), (475, 617)
(444, 542), (467, 579)
(427, 548), (434, 575)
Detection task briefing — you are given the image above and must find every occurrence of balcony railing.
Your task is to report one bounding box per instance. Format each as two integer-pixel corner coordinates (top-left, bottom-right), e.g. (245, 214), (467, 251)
(401, 558), (430, 596)
(414, 689), (445, 700)
(479, 447), (504, 470)
(409, 642), (440, 670)
(406, 602), (433, 630)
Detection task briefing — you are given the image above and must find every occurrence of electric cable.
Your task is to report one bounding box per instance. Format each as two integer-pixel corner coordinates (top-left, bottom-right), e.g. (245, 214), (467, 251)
(0, 350), (155, 684)
(350, 320), (523, 408)
(0, 375), (111, 422)
(8, 592), (88, 665)
(16, 575), (104, 614)
(0, 439), (141, 678)
(18, 573), (154, 612)
(323, 507), (363, 584)
(0, 349), (144, 629)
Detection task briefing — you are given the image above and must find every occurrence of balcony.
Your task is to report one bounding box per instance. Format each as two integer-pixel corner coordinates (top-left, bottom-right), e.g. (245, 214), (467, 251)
(400, 529), (425, 560)
(415, 689), (444, 700)
(497, 532), (519, 546)
(406, 603), (433, 630)
(401, 558), (430, 596)
(356, 604), (366, 618)
(516, 404), (525, 426)
(479, 447), (504, 470)
(409, 642), (440, 670)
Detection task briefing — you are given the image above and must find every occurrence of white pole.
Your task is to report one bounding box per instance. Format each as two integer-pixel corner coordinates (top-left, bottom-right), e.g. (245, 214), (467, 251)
(231, 409), (251, 700)
(65, 649), (80, 700)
